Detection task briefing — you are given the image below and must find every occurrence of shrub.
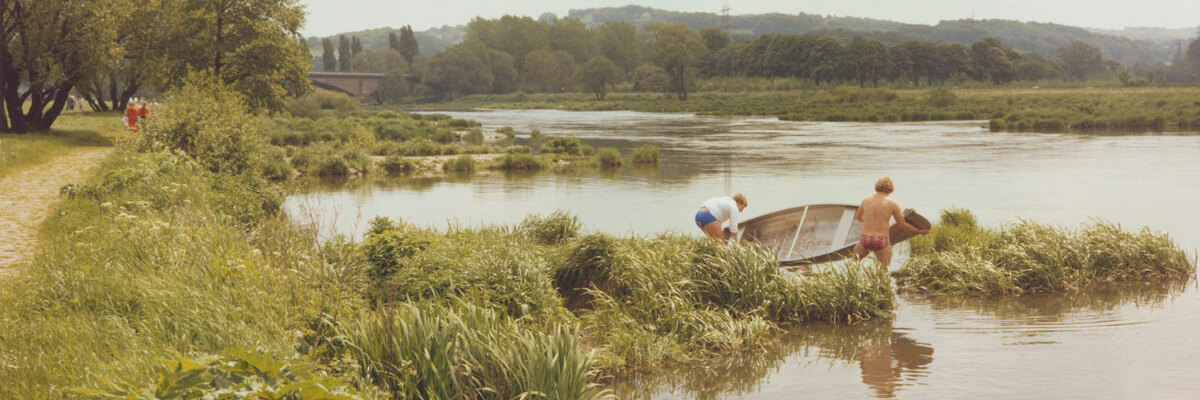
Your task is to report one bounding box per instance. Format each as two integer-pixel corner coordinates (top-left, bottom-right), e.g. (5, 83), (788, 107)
(503, 145), (532, 154)
(491, 153), (548, 170)
(925, 87), (958, 108)
(631, 145), (659, 164)
(140, 72), (261, 175)
(518, 211), (581, 245)
(497, 126), (517, 138)
(260, 146), (292, 180)
(541, 136), (583, 155)
(362, 217), (434, 281)
(442, 154), (476, 172)
(596, 147), (623, 167)
(463, 129), (484, 145)
(380, 156), (418, 175)
(555, 233), (620, 301)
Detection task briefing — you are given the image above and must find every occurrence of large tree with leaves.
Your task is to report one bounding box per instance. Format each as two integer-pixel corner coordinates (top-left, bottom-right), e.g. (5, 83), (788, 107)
(0, 0), (122, 132)
(397, 25), (419, 64)
(322, 38), (336, 71)
(76, 0), (170, 112)
(163, 0), (311, 112)
(640, 23), (707, 100)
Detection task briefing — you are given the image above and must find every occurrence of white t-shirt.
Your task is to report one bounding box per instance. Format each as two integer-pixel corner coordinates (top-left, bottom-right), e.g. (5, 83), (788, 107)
(701, 196), (740, 233)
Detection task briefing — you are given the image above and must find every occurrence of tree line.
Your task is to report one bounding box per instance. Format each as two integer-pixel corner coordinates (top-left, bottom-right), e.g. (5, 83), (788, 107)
(0, 0), (311, 133)
(403, 15), (1200, 103)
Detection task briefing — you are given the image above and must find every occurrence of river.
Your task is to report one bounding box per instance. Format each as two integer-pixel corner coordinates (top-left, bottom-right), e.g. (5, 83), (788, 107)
(284, 109), (1200, 399)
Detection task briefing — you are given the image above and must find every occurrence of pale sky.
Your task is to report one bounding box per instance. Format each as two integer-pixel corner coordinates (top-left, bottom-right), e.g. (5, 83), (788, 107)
(299, 0), (1199, 37)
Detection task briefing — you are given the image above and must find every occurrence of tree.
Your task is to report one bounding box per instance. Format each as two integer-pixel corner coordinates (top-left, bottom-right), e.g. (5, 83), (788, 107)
(351, 48), (407, 74)
(576, 57), (622, 100)
(351, 36), (363, 60)
(322, 38), (336, 71)
(547, 18), (597, 63)
(424, 43), (493, 100)
(970, 38), (1017, 84)
(397, 25), (419, 64)
(521, 48), (576, 93)
(467, 15), (548, 72)
(388, 31), (399, 51)
(808, 36), (843, 85)
(165, 0), (311, 112)
(596, 21), (639, 76)
(338, 35), (351, 71)
(700, 27), (731, 53)
(846, 37), (887, 87)
(76, 0), (171, 113)
(641, 23), (708, 100)
(0, 0), (122, 132)
(1057, 41), (1104, 81)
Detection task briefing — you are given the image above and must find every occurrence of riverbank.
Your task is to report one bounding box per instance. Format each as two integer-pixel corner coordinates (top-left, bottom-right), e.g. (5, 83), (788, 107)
(414, 86), (1200, 133)
(0, 113), (121, 275)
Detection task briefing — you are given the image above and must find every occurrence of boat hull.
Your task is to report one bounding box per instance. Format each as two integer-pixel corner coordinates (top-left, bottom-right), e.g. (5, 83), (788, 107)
(732, 204), (930, 266)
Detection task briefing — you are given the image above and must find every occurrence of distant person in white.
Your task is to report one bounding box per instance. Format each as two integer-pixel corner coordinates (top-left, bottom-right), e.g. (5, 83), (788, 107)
(695, 193), (747, 243)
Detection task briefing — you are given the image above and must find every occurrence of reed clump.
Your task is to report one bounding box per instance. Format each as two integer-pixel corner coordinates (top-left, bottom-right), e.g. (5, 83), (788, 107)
(631, 145), (659, 164)
(896, 209), (1196, 295)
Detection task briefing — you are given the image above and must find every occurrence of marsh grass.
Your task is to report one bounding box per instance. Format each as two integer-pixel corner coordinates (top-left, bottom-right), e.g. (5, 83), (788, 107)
(897, 209), (1196, 295)
(596, 147), (623, 167)
(441, 154), (476, 172)
(631, 145), (659, 164)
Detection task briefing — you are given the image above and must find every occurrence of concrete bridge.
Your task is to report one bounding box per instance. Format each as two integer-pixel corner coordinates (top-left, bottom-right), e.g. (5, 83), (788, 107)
(307, 71), (385, 100)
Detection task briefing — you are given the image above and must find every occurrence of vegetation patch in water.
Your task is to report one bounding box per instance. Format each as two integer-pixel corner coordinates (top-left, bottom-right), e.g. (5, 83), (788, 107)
(895, 209), (1196, 295)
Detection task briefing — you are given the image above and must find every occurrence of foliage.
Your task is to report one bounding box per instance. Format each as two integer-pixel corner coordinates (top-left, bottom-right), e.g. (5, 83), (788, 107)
(925, 87), (958, 108)
(164, 0), (312, 112)
(541, 136), (584, 155)
(897, 209), (1196, 295)
(140, 73), (262, 175)
(337, 303), (611, 400)
(631, 145), (659, 164)
(490, 153), (549, 171)
(286, 90), (360, 119)
(442, 154), (476, 172)
(522, 49), (577, 93)
(641, 23), (709, 100)
(596, 147), (623, 167)
(84, 349), (364, 399)
(519, 211), (582, 245)
(577, 57), (623, 100)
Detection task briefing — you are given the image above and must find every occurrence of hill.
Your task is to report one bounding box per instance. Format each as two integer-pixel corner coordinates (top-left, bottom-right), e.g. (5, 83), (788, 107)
(568, 5), (1172, 64)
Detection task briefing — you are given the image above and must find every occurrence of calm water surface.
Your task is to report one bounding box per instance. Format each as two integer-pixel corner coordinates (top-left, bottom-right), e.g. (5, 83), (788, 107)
(285, 110), (1200, 399)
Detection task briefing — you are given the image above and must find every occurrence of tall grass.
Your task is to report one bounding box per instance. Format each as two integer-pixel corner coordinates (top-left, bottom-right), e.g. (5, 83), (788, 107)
(338, 302), (612, 400)
(631, 145), (659, 164)
(896, 209), (1196, 295)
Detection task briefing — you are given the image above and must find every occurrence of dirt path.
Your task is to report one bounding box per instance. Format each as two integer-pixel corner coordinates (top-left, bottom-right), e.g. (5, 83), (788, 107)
(0, 147), (111, 277)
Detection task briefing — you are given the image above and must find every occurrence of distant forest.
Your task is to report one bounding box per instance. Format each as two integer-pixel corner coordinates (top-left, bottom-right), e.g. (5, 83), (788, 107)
(304, 6), (1200, 103)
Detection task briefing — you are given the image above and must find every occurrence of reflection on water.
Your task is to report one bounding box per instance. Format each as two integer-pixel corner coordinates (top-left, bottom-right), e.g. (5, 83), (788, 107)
(610, 280), (1190, 399)
(287, 110), (1200, 398)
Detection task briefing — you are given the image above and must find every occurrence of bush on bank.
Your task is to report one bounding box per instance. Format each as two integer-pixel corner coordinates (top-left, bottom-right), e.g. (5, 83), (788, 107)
(895, 209), (1196, 295)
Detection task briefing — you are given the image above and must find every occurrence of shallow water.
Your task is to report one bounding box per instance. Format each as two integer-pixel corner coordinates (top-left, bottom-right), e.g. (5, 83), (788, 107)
(285, 109), (1200, 398)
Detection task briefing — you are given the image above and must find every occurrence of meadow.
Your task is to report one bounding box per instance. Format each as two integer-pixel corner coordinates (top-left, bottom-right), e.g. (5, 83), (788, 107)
(430, 84), (1200, 133)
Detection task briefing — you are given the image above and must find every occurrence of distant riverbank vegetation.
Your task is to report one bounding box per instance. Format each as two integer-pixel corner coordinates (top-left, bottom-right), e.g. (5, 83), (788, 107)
(347, 14), (1200, 133)
(895, 209), (1196, 295)
(260, 89), (660, 179)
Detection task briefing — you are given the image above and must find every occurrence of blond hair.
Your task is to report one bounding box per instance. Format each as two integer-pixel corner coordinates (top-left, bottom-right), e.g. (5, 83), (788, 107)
(874, 177), (894, 193)
(732, 192), (747, 207)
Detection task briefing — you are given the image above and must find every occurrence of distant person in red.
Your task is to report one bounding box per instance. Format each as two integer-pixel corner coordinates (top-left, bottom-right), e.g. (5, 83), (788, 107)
(138, 101), (150, 132)
(124, 102), (140, 133)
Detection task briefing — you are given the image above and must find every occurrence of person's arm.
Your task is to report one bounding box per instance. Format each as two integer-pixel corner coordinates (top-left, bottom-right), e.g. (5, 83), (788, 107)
(855, 200), (865, 222)
(892, 203), (930, 234)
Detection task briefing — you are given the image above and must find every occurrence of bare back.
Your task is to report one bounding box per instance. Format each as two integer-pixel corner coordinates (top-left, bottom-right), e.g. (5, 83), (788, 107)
(857, 193), (902, 237)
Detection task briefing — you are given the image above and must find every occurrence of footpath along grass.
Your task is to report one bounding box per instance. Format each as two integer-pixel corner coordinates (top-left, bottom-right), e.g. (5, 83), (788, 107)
(0, 112), (119, 178)
(895, 209), (1197, 295)
(440, 86), (1200, 133)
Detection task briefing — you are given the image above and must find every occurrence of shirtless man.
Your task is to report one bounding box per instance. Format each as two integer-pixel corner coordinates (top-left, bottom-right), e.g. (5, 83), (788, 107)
(854, 177), (930, 268)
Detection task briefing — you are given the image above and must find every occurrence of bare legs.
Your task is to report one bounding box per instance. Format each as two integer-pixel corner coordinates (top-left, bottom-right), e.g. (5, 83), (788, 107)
(853, 242), (893, 269)
(700, 221), (725, 242)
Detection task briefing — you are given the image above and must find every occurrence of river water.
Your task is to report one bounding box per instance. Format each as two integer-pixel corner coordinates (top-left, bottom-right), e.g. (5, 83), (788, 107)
(284, 110), (1200, 399)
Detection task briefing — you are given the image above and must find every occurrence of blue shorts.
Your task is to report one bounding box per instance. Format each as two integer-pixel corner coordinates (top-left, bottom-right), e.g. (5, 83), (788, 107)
(695, 210), (718, 228)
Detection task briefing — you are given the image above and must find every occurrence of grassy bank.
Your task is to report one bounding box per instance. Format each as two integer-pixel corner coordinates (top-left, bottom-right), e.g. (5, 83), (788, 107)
(894, 209), (1196, 295)
(430, 86), (1200, 133)
(0, 77), (889, 397)
(0, 113), (118, 178)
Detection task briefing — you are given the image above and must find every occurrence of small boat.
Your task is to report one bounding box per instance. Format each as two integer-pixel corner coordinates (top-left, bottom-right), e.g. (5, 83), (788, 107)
(731, 204), (931, 266)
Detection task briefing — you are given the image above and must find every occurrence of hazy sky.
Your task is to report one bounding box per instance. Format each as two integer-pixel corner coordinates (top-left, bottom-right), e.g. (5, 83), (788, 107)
(299, 0), (1200, 37)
